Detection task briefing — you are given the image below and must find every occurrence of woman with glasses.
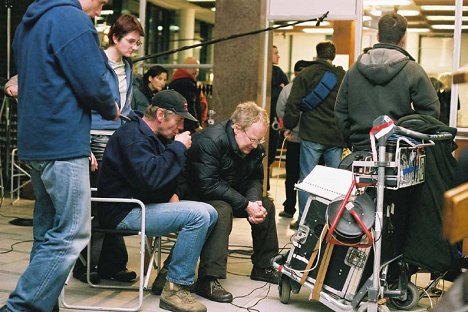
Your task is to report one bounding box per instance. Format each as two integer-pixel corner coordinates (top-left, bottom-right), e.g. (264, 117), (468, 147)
(73, 14), (145, 285)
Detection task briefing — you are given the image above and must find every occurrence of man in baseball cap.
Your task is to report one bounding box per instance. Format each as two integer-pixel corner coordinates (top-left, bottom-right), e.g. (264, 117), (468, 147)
(152, 89), (198, 122)
(97, 88), (217, 312)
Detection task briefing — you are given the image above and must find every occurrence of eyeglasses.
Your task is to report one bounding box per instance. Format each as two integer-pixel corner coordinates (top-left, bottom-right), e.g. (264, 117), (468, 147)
(124, 37), (142, 47)
(243, 130), (265, 145)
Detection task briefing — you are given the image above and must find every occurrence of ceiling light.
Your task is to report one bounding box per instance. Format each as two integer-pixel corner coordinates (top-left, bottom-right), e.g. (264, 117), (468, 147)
(299, 21), (330, 27)
(302, 28), (334, 34)
(364, 0), (410, 5)
(427, 16), (468, 21)
(363, 16), (372, 22)
(407, 28), (430, 33)
(397, 10), (420, 16)
(432, 25), (468, 30)
(273, 25), (293, 30)
(100, 10), (114, 15)
(420, 5), (468, 11)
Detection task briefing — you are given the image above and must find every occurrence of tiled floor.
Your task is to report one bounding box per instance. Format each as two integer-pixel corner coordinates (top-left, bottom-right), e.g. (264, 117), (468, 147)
(0, 168), (448, 311)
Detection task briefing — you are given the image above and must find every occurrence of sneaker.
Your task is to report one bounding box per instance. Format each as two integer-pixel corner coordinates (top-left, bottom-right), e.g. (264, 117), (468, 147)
(100, 269), (137, 282)
(289, 219), (299, 230)
(160, 281), (207, 312)
(250, 266), (280, 284)
(279, 211), (294, 218)
(196, 277), (233, 303)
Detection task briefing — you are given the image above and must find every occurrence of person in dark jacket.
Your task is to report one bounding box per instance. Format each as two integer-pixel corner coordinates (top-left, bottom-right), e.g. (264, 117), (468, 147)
(185, 101), (279, 303)
(132, 65), (168, 112)
(98, 90), (217, 312)
(267, 45), (289, 190)
(3, 1), (119, 311)
(169, 56), (204, 132)
(284, 41), (346, 227)
(335, 13), (440, 151)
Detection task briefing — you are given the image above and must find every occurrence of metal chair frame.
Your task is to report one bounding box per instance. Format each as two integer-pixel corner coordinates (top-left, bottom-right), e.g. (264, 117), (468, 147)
(60, 190), (161, 311)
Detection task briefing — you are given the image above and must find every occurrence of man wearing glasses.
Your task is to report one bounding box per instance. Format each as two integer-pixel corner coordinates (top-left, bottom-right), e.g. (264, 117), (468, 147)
(181, 101), (279, 303)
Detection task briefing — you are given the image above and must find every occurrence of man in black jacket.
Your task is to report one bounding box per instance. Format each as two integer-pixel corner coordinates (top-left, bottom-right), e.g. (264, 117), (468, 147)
(186, 101), (279, 303)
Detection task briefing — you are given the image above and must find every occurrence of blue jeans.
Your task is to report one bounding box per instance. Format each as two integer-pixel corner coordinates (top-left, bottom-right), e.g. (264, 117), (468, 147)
(7, 158), (91, 312)
(298, 141), (343, 221)
(116, 201), (217, 286)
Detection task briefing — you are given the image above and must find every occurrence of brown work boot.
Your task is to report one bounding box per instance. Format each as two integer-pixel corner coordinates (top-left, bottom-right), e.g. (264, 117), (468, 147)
(160, 281), (207, 312)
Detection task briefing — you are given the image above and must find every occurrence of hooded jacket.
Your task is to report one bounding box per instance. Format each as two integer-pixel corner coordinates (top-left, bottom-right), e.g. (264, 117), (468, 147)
(284, 59), (346, 147)
(12, 0), (116, 161)
(335, 44), (440, 151)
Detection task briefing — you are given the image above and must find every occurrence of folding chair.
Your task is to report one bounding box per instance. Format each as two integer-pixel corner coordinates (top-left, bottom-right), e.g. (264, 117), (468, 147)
(10, 148), (31, 202)
(60, 189), (161, 311)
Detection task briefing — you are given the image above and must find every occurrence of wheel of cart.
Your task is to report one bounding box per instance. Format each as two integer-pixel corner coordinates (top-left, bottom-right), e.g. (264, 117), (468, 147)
(388, 282), (419, 310)
(278, 274), (291, 304)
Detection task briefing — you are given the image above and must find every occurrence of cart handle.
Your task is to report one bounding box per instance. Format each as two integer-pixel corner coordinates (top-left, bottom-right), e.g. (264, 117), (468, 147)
(394, 126), (453, 141)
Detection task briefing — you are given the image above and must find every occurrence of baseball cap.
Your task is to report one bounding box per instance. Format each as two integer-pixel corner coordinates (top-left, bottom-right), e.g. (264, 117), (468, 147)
(151, 89), (198, 122)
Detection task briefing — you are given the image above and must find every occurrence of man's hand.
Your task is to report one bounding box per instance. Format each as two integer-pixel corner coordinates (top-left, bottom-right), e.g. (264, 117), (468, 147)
(246, 201), (267, 224)
(5, 85), (18, 97)
(89, 152), (98, 172)
(113, 103), (121, 121)
(169, 194), (179, 202)
(174, 131), (192, 149)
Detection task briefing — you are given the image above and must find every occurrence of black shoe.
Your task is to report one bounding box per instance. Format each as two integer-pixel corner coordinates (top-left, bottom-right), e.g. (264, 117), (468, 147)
(196, 277), (233, 303)
(151, 267), (168, 295)
(73, 270), (101, 284)
(0, 305), (12, 312)
(289, 219), (299, 230)
(250, 266), (279, 284)
(100, 269), (137, 282)
(279, 211), (294, 218)
(53, 302), (60, 312)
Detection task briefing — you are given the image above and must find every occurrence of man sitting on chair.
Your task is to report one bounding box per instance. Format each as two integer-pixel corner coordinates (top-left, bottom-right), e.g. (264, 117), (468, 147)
(97, 90), (217, 312)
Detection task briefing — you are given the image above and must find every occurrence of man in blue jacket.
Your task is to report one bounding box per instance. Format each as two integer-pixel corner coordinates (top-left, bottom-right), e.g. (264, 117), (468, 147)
(2, 1), (119, 312)
(97, 90), (217, 312)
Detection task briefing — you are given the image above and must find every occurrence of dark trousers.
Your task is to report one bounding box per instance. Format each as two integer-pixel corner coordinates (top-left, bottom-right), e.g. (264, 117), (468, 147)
(282, 141), (300, 215)
(73, 166), (128, 275)
(198, 197), (279, 279)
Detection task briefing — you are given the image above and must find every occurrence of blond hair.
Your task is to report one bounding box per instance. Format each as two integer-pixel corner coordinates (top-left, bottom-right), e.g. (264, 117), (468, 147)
(230, 101), (269, 130)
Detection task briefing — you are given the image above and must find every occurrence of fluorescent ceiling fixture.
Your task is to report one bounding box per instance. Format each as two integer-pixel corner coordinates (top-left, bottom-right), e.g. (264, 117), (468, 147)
(363, 16), (372, 22)
(101, 10), (114, 15)
(211, 7), (216, 12)
(427, 16), (468, 21)
(421, 5), (468, 11)
(397, 10), (420, 16)
(302, 28), (334, 34)
(370, 10), (382, 16)
(170, 25), (180, 31)
(157, 26), (163, 31)
(407, 28), (430, 33)
(432, 24), (468, 30)
(299, 21), (330, 26)
(364, 0), (410, 5)
(273, 25), (293, 30)
(186, 0), (215, 2)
